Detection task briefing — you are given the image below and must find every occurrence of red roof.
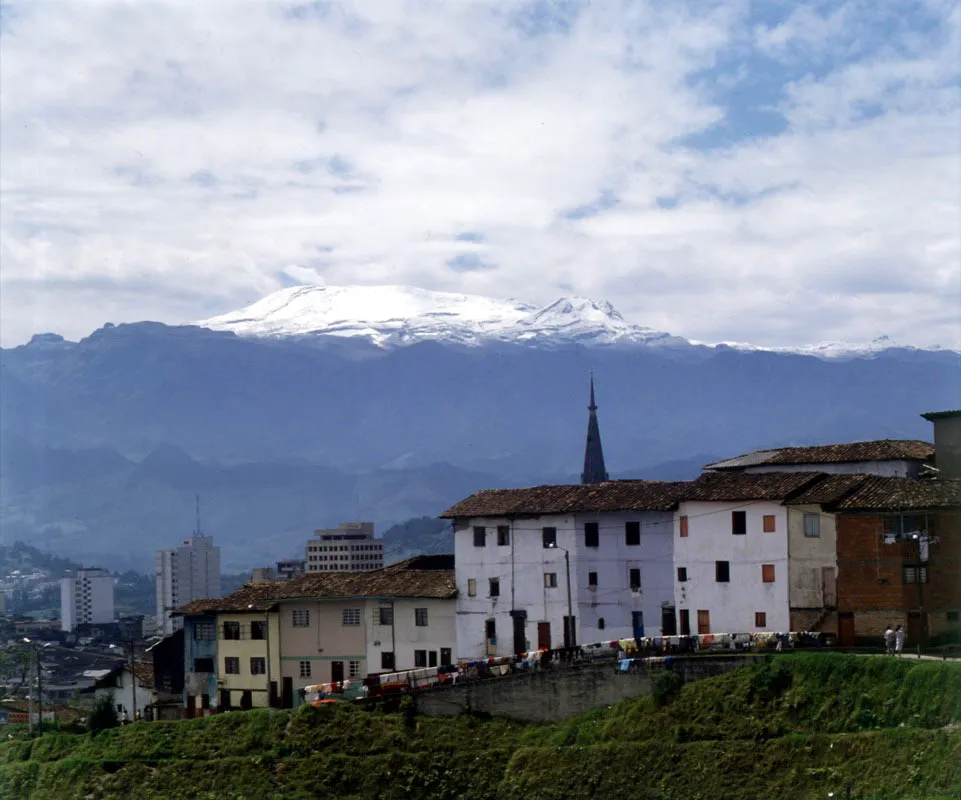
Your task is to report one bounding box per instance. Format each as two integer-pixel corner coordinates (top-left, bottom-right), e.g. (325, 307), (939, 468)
(705, 440), (933, 470)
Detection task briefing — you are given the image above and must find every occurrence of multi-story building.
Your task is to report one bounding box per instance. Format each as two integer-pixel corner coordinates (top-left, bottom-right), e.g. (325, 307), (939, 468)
(276, 559), (306, 580)
(305, 522), (384, 573)
(177, 555), (456, 711)
(156, 534), (221, 636)
(60, 568), (115, 632)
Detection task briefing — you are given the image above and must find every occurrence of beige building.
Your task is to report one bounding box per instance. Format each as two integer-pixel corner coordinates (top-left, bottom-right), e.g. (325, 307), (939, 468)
(178, 555), (455, 710)
(305, 522), (384, 573)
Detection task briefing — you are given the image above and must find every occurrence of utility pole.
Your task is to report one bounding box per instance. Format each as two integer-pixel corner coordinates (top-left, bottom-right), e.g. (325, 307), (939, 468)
(36, 648), (43, 734)
(564, 549), (574, 649)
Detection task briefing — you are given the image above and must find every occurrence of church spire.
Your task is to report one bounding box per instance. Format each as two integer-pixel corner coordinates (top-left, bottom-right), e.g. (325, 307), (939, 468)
(581, 372), (609, 484)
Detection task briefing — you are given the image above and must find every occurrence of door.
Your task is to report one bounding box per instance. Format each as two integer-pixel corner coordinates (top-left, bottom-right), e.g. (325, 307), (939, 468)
(822, 567), (837, 607)
(185, 695), (195, 719)
(838, 613), (855, 647)
(219, 689), (231, 710)
(661, 606), (677, 636)
(537, 621), (551, 651)
(679, 609), (690, 637)
(632, 611), (645, 639)
(282, 677), (294, 709)
(697, 610), (710, 635)
(511, 609), (527, 655)
(907, 611), (928, 648)
(330, 661), (345, 683)
(485, 618), (497, 656)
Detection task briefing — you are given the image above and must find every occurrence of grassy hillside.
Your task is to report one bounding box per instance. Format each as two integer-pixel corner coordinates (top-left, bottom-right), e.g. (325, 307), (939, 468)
(2, 654), (959, 799)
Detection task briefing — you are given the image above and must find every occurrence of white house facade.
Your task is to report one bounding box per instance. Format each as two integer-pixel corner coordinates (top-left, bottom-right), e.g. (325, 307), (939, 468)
(444, 482), (684, 660)
(365, 596), (456, 673)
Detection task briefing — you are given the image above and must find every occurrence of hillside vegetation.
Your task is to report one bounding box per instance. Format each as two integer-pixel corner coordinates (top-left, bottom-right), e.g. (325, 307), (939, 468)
(1, 654), (959, 799)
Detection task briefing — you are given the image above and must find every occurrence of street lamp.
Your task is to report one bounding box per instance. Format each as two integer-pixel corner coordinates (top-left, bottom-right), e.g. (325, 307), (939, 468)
(547, 543), (575, 649)
(22, 638), (42, 735)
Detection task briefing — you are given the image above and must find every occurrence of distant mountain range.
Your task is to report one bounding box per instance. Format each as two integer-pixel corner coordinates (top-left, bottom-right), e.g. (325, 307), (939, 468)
(1, 283), (958, 570)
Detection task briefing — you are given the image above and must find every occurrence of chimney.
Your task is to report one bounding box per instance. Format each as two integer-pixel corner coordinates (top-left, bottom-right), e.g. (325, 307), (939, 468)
(921, 410), (961, 479)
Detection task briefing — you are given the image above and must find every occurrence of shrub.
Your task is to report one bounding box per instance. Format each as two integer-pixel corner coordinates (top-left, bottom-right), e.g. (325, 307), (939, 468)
(88, 695), (119, 734)
(650, 669), (685, 708)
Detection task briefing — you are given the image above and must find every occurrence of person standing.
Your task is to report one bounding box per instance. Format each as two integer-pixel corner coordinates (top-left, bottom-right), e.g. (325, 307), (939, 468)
(884, 625), (895, 655)
(895, 625), (905, 657)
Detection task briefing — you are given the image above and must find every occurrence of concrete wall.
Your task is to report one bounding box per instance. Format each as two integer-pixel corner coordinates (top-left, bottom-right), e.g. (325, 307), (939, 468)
(455, 510), (675, 660)
(414, 656), (759, 723)
(743, 460), (921, 477)
(928, 414), (961, 479)
(674, 501), (789, 634)
(786, 504), (837, 610)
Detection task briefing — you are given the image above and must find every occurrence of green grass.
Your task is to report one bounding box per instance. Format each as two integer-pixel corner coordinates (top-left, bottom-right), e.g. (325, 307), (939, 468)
(2, 654), (959, 799)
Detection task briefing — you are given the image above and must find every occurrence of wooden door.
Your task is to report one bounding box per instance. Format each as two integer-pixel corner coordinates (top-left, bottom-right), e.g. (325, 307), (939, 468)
(330, 661), (344, 683)
(679, 609), (690, 636)
(822, 567), (837, 607)
(907, 611), (928, 647)
(537, 621), (551, 651)
(697, 609), (710, 635)
(838, 613), (855, 647)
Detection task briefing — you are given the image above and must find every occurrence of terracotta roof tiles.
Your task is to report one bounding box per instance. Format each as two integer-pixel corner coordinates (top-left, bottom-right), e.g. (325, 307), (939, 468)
(679, 471), (823, 502)
(828, 477), (961, 511)
(705, 440), (933, 470)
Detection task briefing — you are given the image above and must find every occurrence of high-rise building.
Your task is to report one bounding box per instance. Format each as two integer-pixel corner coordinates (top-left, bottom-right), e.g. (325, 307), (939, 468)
(305, 522), (384, 573)
(156, 533), (221, 636)
(61, 568), (115, 632)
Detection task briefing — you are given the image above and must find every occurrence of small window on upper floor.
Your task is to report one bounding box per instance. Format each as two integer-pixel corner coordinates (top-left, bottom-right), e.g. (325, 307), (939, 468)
(803, 513), (821, 538)
(489, 577), (500, 597)
(732, 511), (747, 535)
(542, 527), (557, 548)
(677, 567), (687, 582)
(467, 578), (477, 597)
(473, 526), (486, 547)
(629, 568), (641, 590)
(625, 521), (640, 546)
(584, 522), (599, 548)
(763, 515), (776, 533)
(716, 561), (730, 583)
(679, 516), (689, 538)
(588, 571), (598, 588)
(497, 525), (510, 546)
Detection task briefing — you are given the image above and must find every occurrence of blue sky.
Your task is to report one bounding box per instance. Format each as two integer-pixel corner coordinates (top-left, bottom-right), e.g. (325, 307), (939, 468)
(0, 0), (958, 348)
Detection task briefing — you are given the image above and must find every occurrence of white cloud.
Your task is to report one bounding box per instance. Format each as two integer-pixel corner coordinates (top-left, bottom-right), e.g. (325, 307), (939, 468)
(0, 0), (958, 349)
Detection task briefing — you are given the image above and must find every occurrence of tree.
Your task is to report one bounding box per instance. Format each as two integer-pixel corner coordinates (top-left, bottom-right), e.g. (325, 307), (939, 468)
(89, 694), (119, 733)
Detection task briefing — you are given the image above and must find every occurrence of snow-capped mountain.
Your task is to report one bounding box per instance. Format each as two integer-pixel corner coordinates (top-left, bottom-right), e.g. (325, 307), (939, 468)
(194, 282), (952, 358)
(194, 284), (686, 348)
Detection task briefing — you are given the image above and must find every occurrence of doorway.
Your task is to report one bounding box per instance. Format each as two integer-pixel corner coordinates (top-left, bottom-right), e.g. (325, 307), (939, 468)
(907, 611), (928, 647)
(330, 661), (345, 683)
(837, 612), (855, 647)
(661, 606), (677, 636)
(282, 677), (293, 709)
(632, 611), (645, 639)
(511, 609), (527, 655)
(697, 609), (710, 635)
(537, 621), (551, 650)
(679, 609), (690, 637)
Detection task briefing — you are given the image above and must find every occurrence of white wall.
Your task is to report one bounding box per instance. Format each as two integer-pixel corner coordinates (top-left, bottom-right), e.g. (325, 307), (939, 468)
(95, 669), (153, 720)
(673, 501), (790, 634)
(60, 570), (114, 632)
(455, 510), (675, 660)
(365, 598), (456, 672)
(742, 460), (918, 477)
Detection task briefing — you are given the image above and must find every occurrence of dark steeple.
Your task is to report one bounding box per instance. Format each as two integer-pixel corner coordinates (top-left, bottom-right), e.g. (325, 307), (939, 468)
(581, 372), (609, 484)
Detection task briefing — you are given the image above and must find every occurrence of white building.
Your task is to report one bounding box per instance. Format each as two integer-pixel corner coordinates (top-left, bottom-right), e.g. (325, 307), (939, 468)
(443, 482), (684, 659)
(60, 568), (115, 632)
(305, 522), (384, 573)
(156, 534), (221, 636)
(673, 472), (843, 636)
(703, 440), (933, 478)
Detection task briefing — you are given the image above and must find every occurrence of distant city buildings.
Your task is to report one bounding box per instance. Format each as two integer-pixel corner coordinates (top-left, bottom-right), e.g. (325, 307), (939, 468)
(276, 559), (306, 580)
(156, 533), (221, 636)
(305, 522), (383, 573)
(60, 568), (115, 632)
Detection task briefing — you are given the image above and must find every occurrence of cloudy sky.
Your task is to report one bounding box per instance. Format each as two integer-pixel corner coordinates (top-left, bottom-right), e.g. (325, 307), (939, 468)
(1, 0), (959, 348)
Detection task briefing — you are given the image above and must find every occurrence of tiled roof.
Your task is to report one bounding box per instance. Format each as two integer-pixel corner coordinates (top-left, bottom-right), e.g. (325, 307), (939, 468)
(440, 481), (687, 518)
(705, 440), (933, 470)
(680, 472), (823, 502)
(786, 474), (872, 505)
(176, 556), (456, 615)
(828, 477), (961, 511)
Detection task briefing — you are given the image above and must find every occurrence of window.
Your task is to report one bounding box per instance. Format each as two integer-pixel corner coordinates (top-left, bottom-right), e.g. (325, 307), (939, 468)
(194, 622), (215, 640)
(497, 525), (510, 546)
(224, 657), (240, 675)
(584, 522), (599, 548)
(677, 567), (687, 582)
(625, 521), (640, 546)
(598, 617), (605, 630)
(473, 526), (486, 547)
(223, 621), (241, 640)
(588, 571), (598, 588)
(429, 650), (438, 667)
(440, 648), (452, 666)
(415, 608), (429, 627)
(755, 612), (767, 628)
(381, 652), (395, 670)
(485, 618), (496, 641)
(761, 564), (775, 583)
(250, 621), (266, 640)
(679, 515), (689, 537)
(250, 657), (266, 675)
(194, 657), (214, 673)
(377, 607), (393, 626)
(489, 577), (500, 597)
(544, 572), (558, 588)
(299, 660), (311, 678)
(803, 513), (821, 538)
(414, 649), (427, 667)
(732, 511), (747, 535)
(542, 527), (557, 548)
(716, 561), (730, 583)
(902, 565), (929, 584)
(342, 608), (361, 626)
(292, 609), (310, 628)
(763, 515), (776, 533)
(348, 661), (361, 678)
(467, 578), (477, 597)
(629, 568), (641, 590)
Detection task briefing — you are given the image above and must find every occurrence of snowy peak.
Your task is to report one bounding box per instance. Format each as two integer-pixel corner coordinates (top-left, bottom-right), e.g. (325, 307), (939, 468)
(194, 284), (679, 349)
